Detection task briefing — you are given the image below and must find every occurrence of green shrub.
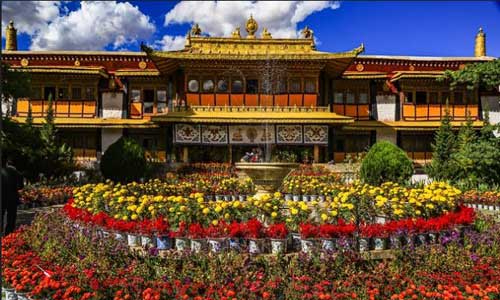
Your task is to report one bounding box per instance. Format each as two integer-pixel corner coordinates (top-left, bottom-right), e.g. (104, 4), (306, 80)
(100, 137), (147, 183)
(360, 141), (414, 185)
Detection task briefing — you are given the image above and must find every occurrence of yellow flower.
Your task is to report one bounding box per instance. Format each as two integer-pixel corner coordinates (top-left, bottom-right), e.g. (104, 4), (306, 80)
(131, 214), (138, 220)
(202, 207), (210, 215)
(330, 210), (338, 217)
(321, 213), (328, 222)
(212, 220), (218, 226)
(291, 208), (299, 215)
(271, 212), (278, 218)
(233, 201), (241, 208)
(215, 206), (222, 213)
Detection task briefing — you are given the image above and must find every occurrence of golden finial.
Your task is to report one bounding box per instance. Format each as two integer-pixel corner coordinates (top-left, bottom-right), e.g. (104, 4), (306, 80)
(301, 26), (313, 39)
(231, 26), (241, 38)
(246, 14), (258, 39)
(185, 30), (191, 47)
(191, 23), (201, 36)
(474, 27), (486, 57)
(262, 28), (272, 39)
(5, 20), (17, 51)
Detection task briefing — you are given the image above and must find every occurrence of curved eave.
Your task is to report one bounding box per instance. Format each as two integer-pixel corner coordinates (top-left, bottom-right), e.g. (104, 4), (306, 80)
(152, 111), (353, 124)
(9, 66), (109, 78)
(389, 71), (444, 82)
(11, 117), (159, 129)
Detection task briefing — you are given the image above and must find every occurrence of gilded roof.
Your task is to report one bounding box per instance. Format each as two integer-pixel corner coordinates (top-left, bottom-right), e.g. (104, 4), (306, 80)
(12, 117), (158, 128)
(343, 120), (485, 131)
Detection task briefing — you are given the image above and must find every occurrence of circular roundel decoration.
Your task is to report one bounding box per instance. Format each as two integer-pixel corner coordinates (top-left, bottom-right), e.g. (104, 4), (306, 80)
(20, 58), (29, 67)
(356, 63), (364, 72)
(74, 60), (81, 66)
(138, 61), (147, 69)
(459, 64), (466, 70)
(409, 64), (415, 71)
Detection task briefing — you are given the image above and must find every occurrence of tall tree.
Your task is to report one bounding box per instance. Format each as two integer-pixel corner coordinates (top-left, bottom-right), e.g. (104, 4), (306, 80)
(440, 59), (500, 91)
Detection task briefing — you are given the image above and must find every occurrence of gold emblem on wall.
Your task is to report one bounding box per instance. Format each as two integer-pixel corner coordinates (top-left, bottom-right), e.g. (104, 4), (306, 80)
(458, 64), (466, 70)
(138, 61), (147, 69)
(356, 63), (364, 72)
(409, 64), (415, 71)
(20, 58), (29, 67)
(74, 60), (81, 66)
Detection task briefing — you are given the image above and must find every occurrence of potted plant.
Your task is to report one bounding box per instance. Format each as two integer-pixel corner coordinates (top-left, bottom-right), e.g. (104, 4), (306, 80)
(266, 223), (288, 254)
(206, 220), (228, 253)
(244, 218), (267, 254)
(299, 223), (318, 254)
(318, 224), (338, 252)
(171, 222), (189, 251)
(188, 223), (207, 253)
(228, 221), (245, 252)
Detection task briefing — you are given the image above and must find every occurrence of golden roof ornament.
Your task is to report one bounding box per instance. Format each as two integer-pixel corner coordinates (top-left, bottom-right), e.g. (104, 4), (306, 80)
(231, 26), (241, 38)
(5, 20), (17, 51)
(301, 26), (313, 39)
(246, 14), (258, 39)
(262, 28), (272, 39)
(474, 27), (486, 57)
(191, 23), (202, 36)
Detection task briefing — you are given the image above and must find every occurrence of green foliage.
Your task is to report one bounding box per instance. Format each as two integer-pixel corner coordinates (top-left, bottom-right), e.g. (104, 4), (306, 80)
(360, 141), (414, 185)
(100, 137), (147, 183)
(425, 108), (458, 180)
(1, 62), (32, 101)
(439, 59), (500, 91)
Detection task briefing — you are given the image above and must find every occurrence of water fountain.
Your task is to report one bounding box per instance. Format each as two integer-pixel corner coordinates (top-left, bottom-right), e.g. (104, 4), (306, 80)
(235, 37), (299, 194)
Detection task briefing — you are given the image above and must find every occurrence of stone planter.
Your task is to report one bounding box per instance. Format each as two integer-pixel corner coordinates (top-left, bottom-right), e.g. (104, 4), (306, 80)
(300, 238), (316, 254)
(156, 236), (172, 250)
(208, 238), (227, 253)
(127, 234), (139, 247)
(175, 238), (189, 251)
(270, 239), (287, 254)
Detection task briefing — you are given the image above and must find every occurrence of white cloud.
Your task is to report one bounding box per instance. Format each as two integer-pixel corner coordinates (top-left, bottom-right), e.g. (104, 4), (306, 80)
(29, 1), (155, 50)
(163, 1), (340, 39)
(1, 1), (61, 35)
(154, 35), (186, 51)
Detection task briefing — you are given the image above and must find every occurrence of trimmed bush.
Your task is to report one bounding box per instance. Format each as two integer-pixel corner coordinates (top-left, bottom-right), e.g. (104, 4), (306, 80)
(360, 141), (414, 185)
(100, 137), (147, 183)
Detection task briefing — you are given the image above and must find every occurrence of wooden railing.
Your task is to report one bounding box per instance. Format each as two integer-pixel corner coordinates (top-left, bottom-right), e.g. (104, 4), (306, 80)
(145, 150), (166, 162)
(402, 104), (479, 121)
(72, 148), (97, 160)
(17, 98), (97, 118)
(406, 151), (432, 165)
(186, 93), (318, 107)
(333, 104), (370, 120)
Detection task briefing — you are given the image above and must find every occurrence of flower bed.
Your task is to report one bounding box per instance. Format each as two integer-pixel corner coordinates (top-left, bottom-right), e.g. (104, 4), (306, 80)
(19, 185), (73, 208)
(461, 190), (500, 211)
(2, 211), (500, 300)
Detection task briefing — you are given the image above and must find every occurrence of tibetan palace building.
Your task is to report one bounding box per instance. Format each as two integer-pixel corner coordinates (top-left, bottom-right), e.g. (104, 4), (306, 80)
(2, 17), (499, 166)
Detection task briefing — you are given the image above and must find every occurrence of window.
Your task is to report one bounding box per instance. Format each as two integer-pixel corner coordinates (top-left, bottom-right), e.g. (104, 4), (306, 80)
(58, 87), (68, 100)
(358, 92), (369, 104)
(217, 79), (228, 92)
(131, 89), (141, 102)
(232, 79), (243, 93)
(261, 80), (272, 94)
(289, 78), (301, 93)
(334, 92), (343, 104)
(276, 79), (287, 94)
(157, 90), (167, 113)
(85, 87), (95, 100)
(454, 92), (464, 104)
(415, 91), (427, 105)
(246, 79), (258, 94)
(202, 79), (214, 92)
(405, 92), (414, 104)
(304, 78), (316, 93)
(72, 87), (82, 100)
(143, 89), (154, 114)
(466, 90), (477, 104)
(31, 86), (41, 99)
(346, 91), (355, 104)
(429, 92), (439, 104)
(188, 79), (199, 93)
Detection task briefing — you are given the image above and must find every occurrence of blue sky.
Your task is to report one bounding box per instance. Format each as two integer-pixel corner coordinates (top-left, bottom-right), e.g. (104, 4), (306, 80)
(2, 1), (499, 57)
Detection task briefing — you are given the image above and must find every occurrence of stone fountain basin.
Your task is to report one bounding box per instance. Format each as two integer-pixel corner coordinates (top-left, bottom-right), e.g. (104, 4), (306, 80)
(235, 162), (299, 194)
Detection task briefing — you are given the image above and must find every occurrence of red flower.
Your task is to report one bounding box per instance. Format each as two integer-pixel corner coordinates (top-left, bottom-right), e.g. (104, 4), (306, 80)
(244, 219), (265, 239)
(266, 223), (288, 239)
(299, 223), (319, 239)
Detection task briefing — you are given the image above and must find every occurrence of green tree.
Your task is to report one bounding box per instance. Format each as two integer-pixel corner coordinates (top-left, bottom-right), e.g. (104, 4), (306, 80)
(425, 107), (458, 180)
(100, 137), (147, 183)
(360, 141), (414, 186)
(439, 59), (500, 91)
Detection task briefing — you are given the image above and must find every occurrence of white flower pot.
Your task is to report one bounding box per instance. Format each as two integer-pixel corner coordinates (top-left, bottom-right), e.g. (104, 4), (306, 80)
(208, 238), (227, 253)
(302, 195), (310, 202)
(205, 195), (213, 201)
(375, 216), (387, 224)
(224, 195), (231, 201)
(292, 195), (300, 202)
(141, 235), (154, 247)
(114, 232), (125, 241)
(3, 288), (17, 300)
(238, 195), (246, 201)
(175, 238), (189, 251)
(284, 194), (292, 201)
(428, 232), (438, 244)
(127, 234), (139, 247)
(15, 293), (28, 300)
(389, 236), (402, 249)
(156, 236), (172, 250)
(215, 195), (223, 201)
(489, 205), (495, 211)
(415, 234), (427, 246)
(373, 237), (386, 250)
(270, 239), (286, 254)
(290, 233), (301, 251)
(321, 238), (336, 251)
(248, 239), (265, 254)
(310, 195), (318, 202)
(300, 238), (316, 253)
(190, 239), (206, 253)
(229, 238), (244, 251)
(358, 238), (370, 252)
(318, 195), (326, 202)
